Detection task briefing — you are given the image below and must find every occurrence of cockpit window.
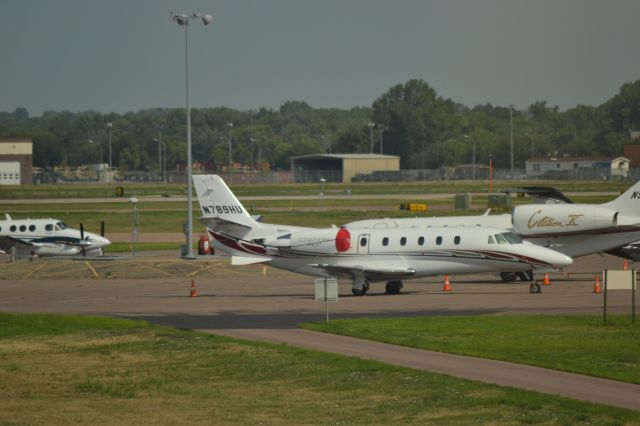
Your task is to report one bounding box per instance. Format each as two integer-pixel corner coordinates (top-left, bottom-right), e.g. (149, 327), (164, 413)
(488, 235), (495, 244)
(55, 222), (68, 231)
(495, 233), (508, 244)
(501, 232), (523, 244)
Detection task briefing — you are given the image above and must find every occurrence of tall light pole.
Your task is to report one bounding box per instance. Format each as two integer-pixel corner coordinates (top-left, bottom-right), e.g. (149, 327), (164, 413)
(464, 134), (476, 180)
(106, 123), (112, 171)
(368, 122), (375, 154)
(379, 126), (384, 154)
(172, 12), (213, 259)
(509, 105), (514, 174)
(226, 122), (233, 184)
(525, 132), (535, 159)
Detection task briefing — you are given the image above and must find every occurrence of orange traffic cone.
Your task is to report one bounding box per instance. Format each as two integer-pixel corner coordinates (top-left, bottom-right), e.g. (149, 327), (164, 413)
(543, 273), (551, 286)
(190, 280), (198, 297)
(593, 275), (602, 294)
(623, 260), (629, 271)
(442, 275), (452, 292)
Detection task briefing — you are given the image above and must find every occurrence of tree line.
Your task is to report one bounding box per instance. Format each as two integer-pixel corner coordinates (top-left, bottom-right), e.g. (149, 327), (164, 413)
(1, 79), (639, 172)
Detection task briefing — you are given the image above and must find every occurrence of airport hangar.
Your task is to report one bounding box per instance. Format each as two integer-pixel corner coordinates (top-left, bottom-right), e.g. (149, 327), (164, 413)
(0, 138), (32, 185)
(291, 153), (400, 183)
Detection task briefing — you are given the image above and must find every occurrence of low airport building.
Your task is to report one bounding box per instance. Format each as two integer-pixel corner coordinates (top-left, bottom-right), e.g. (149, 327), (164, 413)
(291, 153), (400, 183)
(525, 156), (630, 180)
(0, 138), (33, 185)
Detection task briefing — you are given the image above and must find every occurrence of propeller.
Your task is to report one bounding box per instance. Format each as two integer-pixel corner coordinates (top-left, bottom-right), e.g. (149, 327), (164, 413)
(100, 221), (105, 237)
(78, 223), (92, 256)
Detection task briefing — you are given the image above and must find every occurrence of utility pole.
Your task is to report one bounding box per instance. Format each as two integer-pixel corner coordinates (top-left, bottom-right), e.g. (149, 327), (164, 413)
(509, 105), (514, 174)
(368, 122), (375, 154)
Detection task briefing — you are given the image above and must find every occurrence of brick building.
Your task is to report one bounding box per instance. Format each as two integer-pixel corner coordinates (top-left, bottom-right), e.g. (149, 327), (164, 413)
(0, 138), (33, 185)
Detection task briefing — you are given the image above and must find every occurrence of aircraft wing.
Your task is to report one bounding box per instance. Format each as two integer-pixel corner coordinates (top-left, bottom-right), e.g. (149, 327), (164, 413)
(311, 263), (416, 280)
(0, 236), (36, 257)
(0, 236), (34, 252)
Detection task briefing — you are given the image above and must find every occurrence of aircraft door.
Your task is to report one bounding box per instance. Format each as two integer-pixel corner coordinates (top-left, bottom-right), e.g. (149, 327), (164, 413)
(357, 234), (370, 254)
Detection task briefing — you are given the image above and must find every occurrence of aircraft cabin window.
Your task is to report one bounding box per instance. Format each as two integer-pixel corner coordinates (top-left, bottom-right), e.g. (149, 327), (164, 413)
(29, 225), (36, 232)
(418, 236), (425, 246)
(45, 224), (53, 231)
(488, 235), (495, 244)
(10, 225), (16, 232)
(436, 236), (443, 245)
(382, 237), (389, 246)
(19, 225), (26, 232)
(454, 236), (461, 245)
(360, 237), (367, 247)
(400, 237), (407, 246)
(495, 234), (508, 244)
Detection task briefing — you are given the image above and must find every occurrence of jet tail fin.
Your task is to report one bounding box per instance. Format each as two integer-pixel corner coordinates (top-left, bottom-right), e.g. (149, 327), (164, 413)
(603, 180), (640, 215)
(192, 174), (261, 238)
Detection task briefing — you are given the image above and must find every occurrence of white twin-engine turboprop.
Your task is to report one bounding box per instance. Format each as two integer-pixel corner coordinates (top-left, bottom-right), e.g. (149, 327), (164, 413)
(0, 215), (111, 258)
(193, 175), (572, 295)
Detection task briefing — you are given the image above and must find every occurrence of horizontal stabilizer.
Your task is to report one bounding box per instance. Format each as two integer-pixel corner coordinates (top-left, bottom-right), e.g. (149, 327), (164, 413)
(231, 256), (272, 266)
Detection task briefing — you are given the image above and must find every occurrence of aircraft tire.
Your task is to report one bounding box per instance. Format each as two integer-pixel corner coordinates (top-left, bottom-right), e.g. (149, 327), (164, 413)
(385, 280), (403, 295)
(529, 282), (542, 294)
(500, 272), (519, 282)
(352, 287), (367, 296)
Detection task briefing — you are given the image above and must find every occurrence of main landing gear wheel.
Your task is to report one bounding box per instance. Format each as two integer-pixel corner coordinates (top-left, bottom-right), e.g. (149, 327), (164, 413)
(529, 282), (542, 294)
(352, 282), (370, 296)
(385, 280), (403, 295)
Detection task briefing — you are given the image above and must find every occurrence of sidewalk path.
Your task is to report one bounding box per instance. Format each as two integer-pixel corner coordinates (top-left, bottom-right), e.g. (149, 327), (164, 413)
(211, 328), (640, 412)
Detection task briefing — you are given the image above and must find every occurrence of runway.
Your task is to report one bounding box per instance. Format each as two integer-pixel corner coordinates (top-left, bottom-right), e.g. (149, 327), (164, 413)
(0, 253), (638, 410)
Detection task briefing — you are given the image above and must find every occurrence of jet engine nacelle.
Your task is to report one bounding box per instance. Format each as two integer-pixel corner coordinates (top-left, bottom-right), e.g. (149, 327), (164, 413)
(264, 228), (351, 254)
(513, 204), (618, 236)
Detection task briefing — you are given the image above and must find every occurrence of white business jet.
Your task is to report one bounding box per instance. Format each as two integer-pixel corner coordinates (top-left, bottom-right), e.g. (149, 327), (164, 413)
(0, 214), (111, 258)
(346, 180), (640, 282)
(193, 175), (571, 295)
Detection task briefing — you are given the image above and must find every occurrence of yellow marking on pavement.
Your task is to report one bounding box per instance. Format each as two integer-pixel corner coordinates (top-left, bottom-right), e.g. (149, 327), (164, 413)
(84, 261), (100, 279)
(187, 263), (218, 278)
(22, 261), (49, 280)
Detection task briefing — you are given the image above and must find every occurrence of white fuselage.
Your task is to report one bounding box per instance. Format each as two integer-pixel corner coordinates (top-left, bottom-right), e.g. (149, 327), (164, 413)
(209, 225), (572, 282)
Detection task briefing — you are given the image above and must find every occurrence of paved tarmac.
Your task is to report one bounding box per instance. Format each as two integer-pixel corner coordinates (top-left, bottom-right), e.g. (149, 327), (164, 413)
(1, 252), (638, 411)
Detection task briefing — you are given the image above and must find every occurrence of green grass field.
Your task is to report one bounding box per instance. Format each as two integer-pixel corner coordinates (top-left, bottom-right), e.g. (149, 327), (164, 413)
(302, 315), (640, 384)
(0, 179), (630, 199)
(0, 313), (637, 424)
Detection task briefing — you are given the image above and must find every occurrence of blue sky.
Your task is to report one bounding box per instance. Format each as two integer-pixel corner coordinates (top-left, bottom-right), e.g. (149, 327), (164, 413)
(2, 0), (639, 116)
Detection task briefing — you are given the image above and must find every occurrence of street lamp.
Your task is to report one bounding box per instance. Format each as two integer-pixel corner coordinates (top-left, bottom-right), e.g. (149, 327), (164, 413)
(172, 11), (213, 259)
(88, 139), (103, 183)
(226, 122), (233, 184)
(106, 123), (112, 171)
(379, 126), (385, 154)
(368, 122), (375, 154)
(464, 134), (476, 180)
(525, 132), (535, 159)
